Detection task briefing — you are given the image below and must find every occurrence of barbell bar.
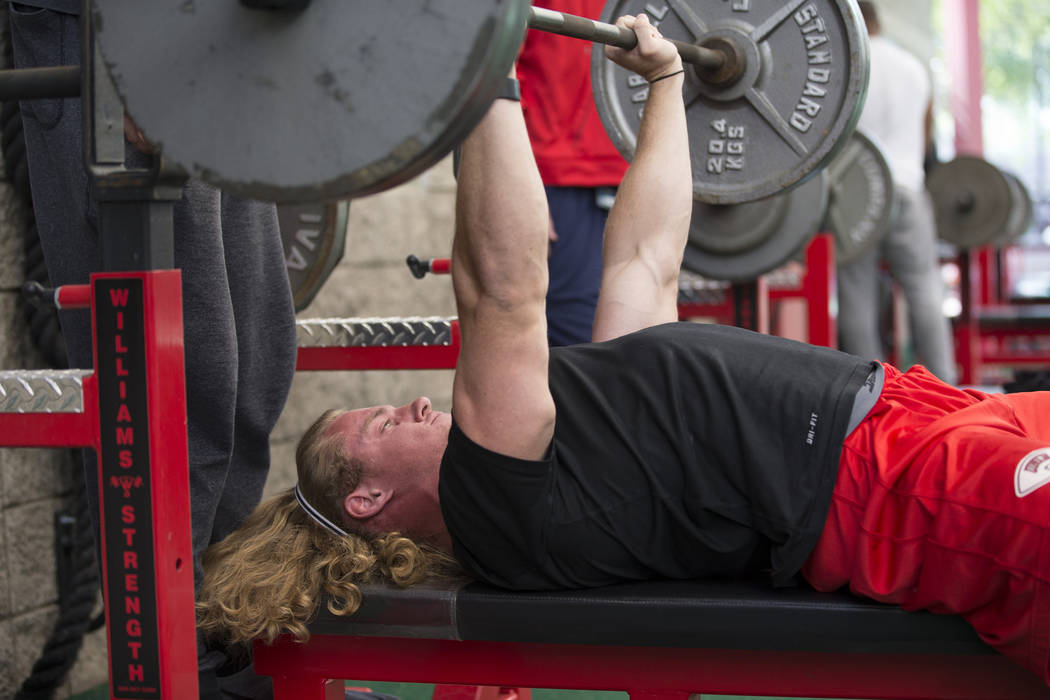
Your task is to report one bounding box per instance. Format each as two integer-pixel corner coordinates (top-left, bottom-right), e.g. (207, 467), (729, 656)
(528, 7), (726, 75)
(0, 65), (80, 101)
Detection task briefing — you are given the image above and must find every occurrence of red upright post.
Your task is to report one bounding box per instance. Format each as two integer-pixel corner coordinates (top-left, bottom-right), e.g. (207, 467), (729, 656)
(943, 0), (983, 159)
(954, 250), (981, 384)
(731, 279), (770, 335)
(0, 273), (199, 698)
(92, 270), (198, 699)
(943, 0), (986, 384)
(804, 234), (836, 348)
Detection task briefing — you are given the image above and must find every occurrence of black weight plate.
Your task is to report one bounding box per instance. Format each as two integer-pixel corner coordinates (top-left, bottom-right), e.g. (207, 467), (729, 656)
(927, 156), (1013, 249)
(278, 200), (349, 312)
(683, 169), (828, 281)
(823, 130), (895, 265)
(92, 0), (530, 203)
(997, 172), (1034, 246)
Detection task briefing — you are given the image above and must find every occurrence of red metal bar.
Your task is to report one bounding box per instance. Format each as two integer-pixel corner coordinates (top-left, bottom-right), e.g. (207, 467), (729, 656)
(951, 246), (1050, 383)
(942, 0), (994, 384)
(296, 322), (461, 371)
(977, 247), (997, 307)
(0, 374), (97, 447)
(254, 634), (1050, 700)
(1000, 246), (1050, 304)
(761, 234), (836, 347)
(994, 248), (1015, 306)
(431, 258), (451, 275)
(980, 353), (1050, 367)
(0, 271), (199, 697)
(730, 279), (770, 334)
(971, 326), (1050, 366)
(56, 283), (92, 309)
(954, 249), (981, 384)
(92, 271), (197, 699)
(943, 0), (983, 157)
(805, 234), (836, 348)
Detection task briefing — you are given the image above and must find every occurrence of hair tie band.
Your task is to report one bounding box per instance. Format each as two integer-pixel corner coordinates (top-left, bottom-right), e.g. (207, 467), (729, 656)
(294, 483), (348, 537)
(649, 69), (685, 84)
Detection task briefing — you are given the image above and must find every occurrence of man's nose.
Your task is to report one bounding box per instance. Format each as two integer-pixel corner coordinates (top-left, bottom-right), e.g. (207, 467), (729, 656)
(406, 396), (431, 422)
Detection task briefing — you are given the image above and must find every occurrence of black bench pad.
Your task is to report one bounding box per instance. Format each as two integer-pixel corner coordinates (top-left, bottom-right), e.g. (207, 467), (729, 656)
(310, 579), (989, 655)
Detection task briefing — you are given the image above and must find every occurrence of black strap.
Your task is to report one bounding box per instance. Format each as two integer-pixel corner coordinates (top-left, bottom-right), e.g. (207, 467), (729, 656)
(498, 77), (521, 101)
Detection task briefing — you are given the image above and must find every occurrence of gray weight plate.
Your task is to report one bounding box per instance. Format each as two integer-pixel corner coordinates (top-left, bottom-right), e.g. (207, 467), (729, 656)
(823, 130), (895, 265)
(278, 200), (349, 312)
(997, 172), (1034, 246)
(91, 0), (530, 203)
(592, 0), (868, 205)
(683, 170), (828, 281)
(927, 156), (1013, 249)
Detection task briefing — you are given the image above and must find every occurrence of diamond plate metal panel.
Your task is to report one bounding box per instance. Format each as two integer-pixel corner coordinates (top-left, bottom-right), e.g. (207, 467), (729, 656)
(0, 370), (90, 413)
(296, 318), (455, 348)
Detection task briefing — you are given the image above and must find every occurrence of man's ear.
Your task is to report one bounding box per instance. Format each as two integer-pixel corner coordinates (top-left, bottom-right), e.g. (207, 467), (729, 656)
(344, 485), (390, 521)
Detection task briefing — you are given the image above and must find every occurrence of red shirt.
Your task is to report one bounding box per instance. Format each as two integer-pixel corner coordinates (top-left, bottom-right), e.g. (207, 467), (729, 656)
(517, 0), (629, 187)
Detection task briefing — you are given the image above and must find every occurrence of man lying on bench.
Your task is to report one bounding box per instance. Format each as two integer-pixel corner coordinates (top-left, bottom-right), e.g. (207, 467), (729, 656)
(196, 14), (1050, 688)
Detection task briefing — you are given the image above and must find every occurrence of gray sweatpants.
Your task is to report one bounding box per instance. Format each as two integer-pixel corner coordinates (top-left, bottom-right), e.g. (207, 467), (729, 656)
(837, 185), (957, 384)
(11, 6), (297, 697)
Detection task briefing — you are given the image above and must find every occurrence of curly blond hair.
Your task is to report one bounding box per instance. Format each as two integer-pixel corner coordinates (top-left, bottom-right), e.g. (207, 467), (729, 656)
(196, 409), (461, 645)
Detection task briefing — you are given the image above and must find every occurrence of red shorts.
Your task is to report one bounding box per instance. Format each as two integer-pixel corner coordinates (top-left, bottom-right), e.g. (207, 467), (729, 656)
(802, 364), (1050, 684)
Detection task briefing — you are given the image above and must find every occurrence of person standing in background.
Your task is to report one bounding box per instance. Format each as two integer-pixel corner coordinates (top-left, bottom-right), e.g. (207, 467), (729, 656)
(517, 0), (630, 346)
(836, 1), (957, 383)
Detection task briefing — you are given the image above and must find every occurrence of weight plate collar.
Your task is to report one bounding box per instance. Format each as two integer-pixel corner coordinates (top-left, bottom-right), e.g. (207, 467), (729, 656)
(591, 0), (869, 205)
(91, 0), (530, 203)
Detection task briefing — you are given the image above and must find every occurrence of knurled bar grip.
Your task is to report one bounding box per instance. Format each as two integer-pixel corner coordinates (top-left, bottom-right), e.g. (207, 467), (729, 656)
(528, 6), (723, 70)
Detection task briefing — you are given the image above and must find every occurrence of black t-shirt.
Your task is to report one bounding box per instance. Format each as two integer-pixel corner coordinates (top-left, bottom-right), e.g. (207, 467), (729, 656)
(439, 322), (873, 590)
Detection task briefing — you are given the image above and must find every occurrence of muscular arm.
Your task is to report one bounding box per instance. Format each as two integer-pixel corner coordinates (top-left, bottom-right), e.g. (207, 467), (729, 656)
(451, 73), (556, 460)
(451, 17), (686, 459)
(591, 15), (691, 342)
